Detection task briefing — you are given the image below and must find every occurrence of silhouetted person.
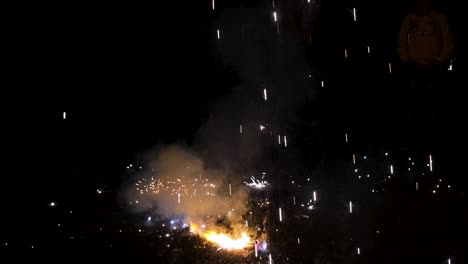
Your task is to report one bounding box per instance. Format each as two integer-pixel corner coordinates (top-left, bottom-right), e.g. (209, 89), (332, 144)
(397, 0), (453, 152)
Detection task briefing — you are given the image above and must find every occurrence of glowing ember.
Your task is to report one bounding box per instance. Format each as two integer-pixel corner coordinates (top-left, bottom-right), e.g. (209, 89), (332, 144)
(203, 231), (251, 250)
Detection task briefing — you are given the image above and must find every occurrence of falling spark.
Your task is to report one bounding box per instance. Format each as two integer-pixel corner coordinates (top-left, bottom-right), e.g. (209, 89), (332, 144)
(429, 155), (433, 172)
(279, 207), (283, 222)
(448, 64), (453, 71)
(217, 29), (220, 39)
(353, 8), (357, 21)
(269, 254), (272, 264)
(416, 182), (419, 191)
(352, 154), (356, 165)
(345, 133), (348, 143)
(245, 220), (248, 227)
(260, 125), (265, 131)
(62, 112), (67, 120)
(255, 241), (258, 257)
(390, 165), (394, 175)
(263, 88), (268, 101)
(321, 80), (324, 87)
(293, 196), (296, 205)
(273, 11), (277, 22)
(240, 125), (243, 134)
(272, 0), (275, 8)
(313, 191), (317, 202)
(357, 247), (360, 255)
(367, 46), (370, 54)
(284, 136), (288, 147)
(388, 62), (392, 74)
(448, 258), (451, 264)
(177, 193), (181, 204)
(229, 184), (232, 196)
(278, 135), (281, 145)
(297, 237), (301, 244)
(349, 201), (353, 213)
(211, 0), (215, 10)
(345, 49), (348, 58)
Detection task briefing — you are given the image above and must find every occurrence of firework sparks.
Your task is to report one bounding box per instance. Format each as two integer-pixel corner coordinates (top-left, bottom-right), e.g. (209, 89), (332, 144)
(353, 8), (357, 21)
(349, 201), (353, 213)
(244, 176), (269, 189)
(203, 231), (251, 250)
(217, 29), (220, 39)
(263, 88), (268, 101)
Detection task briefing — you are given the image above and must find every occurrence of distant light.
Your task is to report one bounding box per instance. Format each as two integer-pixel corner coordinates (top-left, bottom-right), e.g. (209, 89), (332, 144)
(97, 189), (102, 194)
(170, 220), (174, 224)
(363, 156), (367, 159)
(57, 223), (61, 227)
(217, 29), (220, 39)
(358, 175), (361, 179)
(385, 152), (388, 156)
(354, 169), (358, 173)
(307, 178), (310, 181)
(297, 237), (300, 244)
(433, 190), (436, 194)
(367, 174), (370, 178)
(147, 216), (151, 221)
(448, 64), (453, 71)
(49, 202), (56, 207)
(321, 81), (324, 87)
(448, 185), (451, 188)
(372, 189), (375, 192)
(437, 185), (440, 188)
(260, 125), (265, 131)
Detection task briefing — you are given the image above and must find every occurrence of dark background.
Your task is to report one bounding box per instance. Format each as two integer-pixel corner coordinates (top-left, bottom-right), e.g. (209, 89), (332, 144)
(2, 0), (466, 262)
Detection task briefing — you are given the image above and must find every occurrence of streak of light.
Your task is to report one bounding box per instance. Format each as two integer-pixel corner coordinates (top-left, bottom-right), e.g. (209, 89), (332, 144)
(229, 184), (232, 196)
(240, 125), (243, 134)
(284, 136), (288, 147)
(298, 237), (300, 244)
(269, 254), (272, 264)
(352, 154), (356, 165)
(349, 201), (353, 213)
(389, 62), (392, 74)
(313, 191), (317, 202)
(212, 0), (215, 10)
(416, 182), (419, 191)
(429, 155), (433, 171)
(279, 207), (283, 222)
(273, 11), (277, 22)
(264, 88), (268, 101)
(217, 29), (220, 39)
(321, 81), (324, 87)
(367, 46), (370, 54)
(345, 49), (348, 58)
(353, 8), (357, 21)
(345, 133), (348, 142)
(63, 112), (66, 120)
(357, 247), (360, 255)
(278, 135), (281, 145)
(390, 165), (394, 175)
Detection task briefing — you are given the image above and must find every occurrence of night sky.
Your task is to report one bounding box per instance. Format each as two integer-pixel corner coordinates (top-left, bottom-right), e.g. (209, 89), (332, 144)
(2, 0), (467, 263)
